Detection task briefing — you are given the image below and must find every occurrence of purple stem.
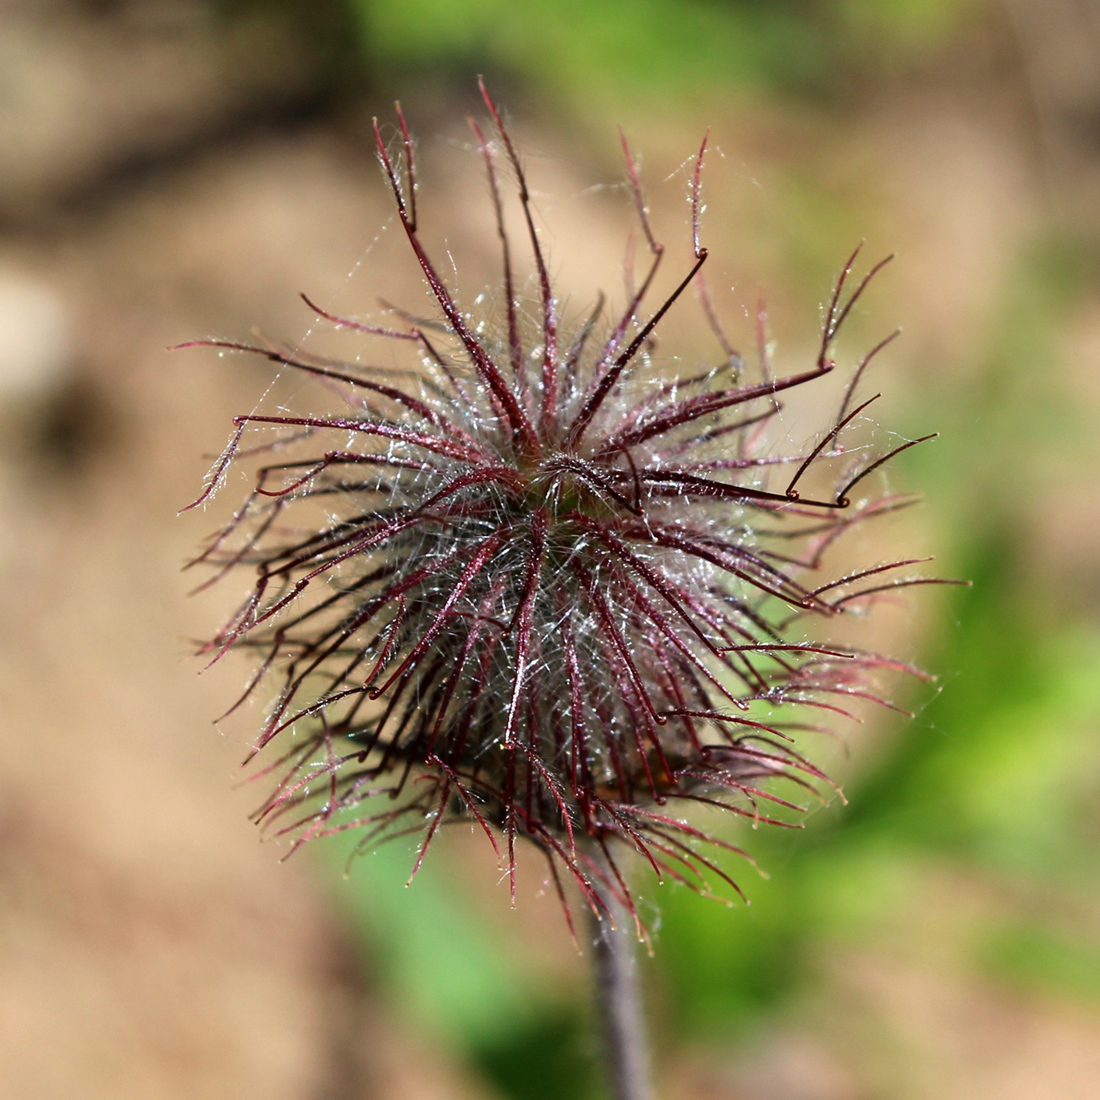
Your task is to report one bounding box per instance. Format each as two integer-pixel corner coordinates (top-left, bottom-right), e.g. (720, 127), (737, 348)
(589, 896), (653, 1100)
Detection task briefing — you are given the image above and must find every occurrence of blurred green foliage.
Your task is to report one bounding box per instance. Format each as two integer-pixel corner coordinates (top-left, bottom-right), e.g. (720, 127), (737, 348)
(350, 0), (980, 114)
(475, 1009), (602, 1100)
(321, 836), (534, 1047)
(981, 921), (1100, 1005)
(321, 830), (608, 1097)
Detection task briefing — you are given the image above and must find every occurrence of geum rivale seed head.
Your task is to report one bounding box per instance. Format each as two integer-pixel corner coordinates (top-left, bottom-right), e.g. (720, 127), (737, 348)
(183, 84), (949, 941)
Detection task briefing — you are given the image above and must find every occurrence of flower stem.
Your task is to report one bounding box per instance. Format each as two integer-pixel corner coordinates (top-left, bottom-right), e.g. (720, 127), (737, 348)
(589, 900), (653, 1100)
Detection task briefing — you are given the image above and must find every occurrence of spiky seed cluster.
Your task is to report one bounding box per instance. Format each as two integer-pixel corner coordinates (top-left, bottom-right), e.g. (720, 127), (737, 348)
(186, 85), (939, 935)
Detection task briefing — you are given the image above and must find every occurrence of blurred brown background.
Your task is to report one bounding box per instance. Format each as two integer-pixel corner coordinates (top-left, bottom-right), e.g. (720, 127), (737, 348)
(2, 1), (1100, 1098)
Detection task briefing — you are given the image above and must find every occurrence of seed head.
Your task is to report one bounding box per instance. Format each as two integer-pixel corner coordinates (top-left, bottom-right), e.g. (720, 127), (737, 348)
(185, 84), (940, 938)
